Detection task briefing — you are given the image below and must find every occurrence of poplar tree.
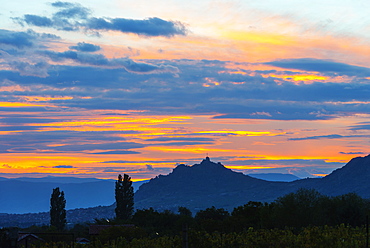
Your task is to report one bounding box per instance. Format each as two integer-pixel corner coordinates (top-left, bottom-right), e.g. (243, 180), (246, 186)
(115, 174), (134, 221)
(50, 187), (66, 230)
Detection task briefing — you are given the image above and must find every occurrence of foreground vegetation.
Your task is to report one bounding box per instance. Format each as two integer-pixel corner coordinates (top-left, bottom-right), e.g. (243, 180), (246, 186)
(21, 225), (366, 248)
(2, 189), (370, 247)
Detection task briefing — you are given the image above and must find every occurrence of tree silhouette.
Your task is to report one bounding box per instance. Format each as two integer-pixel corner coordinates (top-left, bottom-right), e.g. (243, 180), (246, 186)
(273, 188), (327, 228)
(195, 206), (229, 233)
(178, 206), (192, 217)
(115, 174), (134, 221)
(50, 187), (66, 230)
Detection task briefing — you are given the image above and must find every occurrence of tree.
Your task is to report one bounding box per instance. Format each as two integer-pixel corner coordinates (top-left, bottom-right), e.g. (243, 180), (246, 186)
(50, 187), (66, 230)
(273, 188), (327, 228)
(326, 193), (368, 226)
(195, 206), (230, 233)
(231, 201), (264, 230)
(178, 206), (192, 217)
(115, 174), (134, 221)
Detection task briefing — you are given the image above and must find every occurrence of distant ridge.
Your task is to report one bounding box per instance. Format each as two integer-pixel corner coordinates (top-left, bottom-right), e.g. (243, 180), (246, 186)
(135, 155), (370, 212)
(9, 176), (113, 184)
(0, 178), (146, 214)
(248, 173), (301, 182)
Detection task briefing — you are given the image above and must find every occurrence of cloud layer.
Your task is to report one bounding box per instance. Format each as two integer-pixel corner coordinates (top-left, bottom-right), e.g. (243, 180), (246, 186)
(0, 0), (369, 180)
(16, 2), (187, 37)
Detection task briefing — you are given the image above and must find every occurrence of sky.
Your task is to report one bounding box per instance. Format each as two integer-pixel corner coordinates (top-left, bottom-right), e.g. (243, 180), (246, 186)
(1, 0), (370, 181)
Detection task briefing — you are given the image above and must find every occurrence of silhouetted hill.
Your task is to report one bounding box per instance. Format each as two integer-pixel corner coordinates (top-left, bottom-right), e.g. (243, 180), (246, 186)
(135, 157), (297, 212)
(135, 155), (370, 212)
(317, 154), (370, 197)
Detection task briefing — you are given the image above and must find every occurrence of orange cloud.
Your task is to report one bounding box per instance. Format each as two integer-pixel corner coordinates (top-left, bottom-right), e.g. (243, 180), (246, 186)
(0, 85), (29, 92)
(195, 130), (284, 136)
(269, 74), (328, 82)
(0, 101), (56, 108)
(19, 96), (74, 101)
(0, 108), (365, 180)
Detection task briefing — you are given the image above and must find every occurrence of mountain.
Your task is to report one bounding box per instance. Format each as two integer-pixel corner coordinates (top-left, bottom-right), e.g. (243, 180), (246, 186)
(248, 173), (301, 182)
(135, 155), (370, 213)
(0, 177), (147, 214)
(2, 154), (370, 226)
(315, 155), (370, 197)
(135, 157), (297, 212)
(2, 154), (370, 216)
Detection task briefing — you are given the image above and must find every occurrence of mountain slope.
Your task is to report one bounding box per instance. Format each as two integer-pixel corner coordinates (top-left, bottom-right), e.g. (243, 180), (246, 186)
(135, 155), (370, 212)
(135, 157), (299, 212)
(317, 154), (370, 197)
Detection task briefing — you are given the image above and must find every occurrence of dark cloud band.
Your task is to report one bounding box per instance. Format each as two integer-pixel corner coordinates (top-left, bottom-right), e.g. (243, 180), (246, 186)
(69, 42), (101, 52)
(16, 2), (188, 37)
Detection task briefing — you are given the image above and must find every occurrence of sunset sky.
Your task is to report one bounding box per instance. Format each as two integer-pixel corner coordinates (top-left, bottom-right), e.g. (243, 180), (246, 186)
(1, 0), (370, 180)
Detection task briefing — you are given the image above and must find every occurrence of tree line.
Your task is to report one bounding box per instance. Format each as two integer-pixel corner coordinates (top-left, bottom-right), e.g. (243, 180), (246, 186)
(52, 174), (370, 232)
(93, 188), (370, 234)
(82, 188), (370, 247)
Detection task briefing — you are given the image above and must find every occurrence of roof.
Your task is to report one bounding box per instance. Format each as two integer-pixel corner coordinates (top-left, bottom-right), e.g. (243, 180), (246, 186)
(18, 233), (44, 242)
(76, 237), (90, 243)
